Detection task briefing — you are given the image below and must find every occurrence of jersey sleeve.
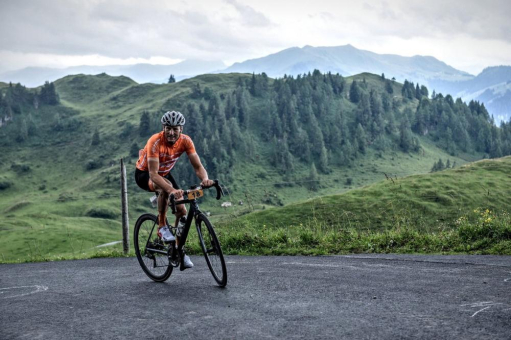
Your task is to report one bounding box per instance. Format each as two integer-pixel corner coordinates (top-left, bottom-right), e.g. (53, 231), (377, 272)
(184, 136), (197, 155)
(146, 134), (162, 159)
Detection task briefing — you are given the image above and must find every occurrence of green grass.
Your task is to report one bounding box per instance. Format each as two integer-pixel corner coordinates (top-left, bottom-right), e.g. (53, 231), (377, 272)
(0, 72), (505, 263)
(226, 157), (511, 231)
(214, 207), (511, 255)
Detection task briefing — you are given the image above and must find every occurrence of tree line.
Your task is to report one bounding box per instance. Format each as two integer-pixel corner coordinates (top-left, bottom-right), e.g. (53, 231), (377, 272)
(136, 70), (509, 186)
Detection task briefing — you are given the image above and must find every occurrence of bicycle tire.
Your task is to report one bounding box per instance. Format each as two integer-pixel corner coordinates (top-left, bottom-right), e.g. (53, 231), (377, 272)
(195, 214), (227, 287)
(134, 213), (173, 282)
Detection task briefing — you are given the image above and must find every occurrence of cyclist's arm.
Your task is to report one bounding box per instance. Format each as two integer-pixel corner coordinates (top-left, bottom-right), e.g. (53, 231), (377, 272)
(188, 153), (214, 187)
(147, 157), (177, 194)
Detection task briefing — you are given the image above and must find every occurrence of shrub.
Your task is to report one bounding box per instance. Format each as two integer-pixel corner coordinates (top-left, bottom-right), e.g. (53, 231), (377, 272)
(85, 207), (118, 219)
(0, 181), (11, 190)
(11, 163), (31, 173)
(57, 192), (76, 202)
(86, 159), (102, 170)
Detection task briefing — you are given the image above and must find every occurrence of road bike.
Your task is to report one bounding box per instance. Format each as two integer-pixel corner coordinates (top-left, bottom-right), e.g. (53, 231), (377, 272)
(134, 180), (227, 287)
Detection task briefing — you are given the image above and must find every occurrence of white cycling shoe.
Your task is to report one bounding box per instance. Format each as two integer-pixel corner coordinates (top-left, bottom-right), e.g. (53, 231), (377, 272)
(157, 226), (175, 242)
(181, 254), (194, 271)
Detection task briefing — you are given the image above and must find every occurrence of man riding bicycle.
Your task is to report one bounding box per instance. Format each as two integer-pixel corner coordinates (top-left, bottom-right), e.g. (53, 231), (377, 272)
(135, 110), (214, 270)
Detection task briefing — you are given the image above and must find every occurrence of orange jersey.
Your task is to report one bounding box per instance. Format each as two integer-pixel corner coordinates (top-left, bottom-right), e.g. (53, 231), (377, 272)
(136, 132), (196, 176)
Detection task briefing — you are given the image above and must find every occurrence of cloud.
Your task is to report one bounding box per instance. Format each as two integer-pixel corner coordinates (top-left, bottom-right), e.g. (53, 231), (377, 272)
(0, 0), (509, 73)
(0, 0), (279, 65)
(355, 0), (511, 42)
(224, 0), (273, 27)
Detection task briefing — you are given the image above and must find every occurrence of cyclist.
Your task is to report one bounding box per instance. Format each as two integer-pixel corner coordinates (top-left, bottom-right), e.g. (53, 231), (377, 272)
(135, 110), (214, 270)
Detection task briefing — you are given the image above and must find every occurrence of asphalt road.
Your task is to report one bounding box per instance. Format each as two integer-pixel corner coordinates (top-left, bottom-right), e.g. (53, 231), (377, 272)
(1, 255), (510, 339)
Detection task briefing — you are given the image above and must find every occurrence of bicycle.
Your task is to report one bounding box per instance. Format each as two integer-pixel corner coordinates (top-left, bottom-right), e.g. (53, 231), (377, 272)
(134, 180), (227, 287)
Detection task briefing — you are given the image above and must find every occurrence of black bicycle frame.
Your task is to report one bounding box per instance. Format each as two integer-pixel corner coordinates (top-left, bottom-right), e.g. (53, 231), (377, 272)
(143, 198), (201, 257)
(144, 180), (222, 257)
(174, 198), (201, 252)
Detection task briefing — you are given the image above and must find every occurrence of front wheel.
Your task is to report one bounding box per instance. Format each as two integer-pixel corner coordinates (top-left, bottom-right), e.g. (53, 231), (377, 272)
(196, 214), (227, 287)
(134, 213), (173, 282)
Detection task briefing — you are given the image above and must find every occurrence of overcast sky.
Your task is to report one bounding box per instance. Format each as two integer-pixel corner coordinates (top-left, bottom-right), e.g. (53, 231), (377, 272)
(0, 0), (510, 75)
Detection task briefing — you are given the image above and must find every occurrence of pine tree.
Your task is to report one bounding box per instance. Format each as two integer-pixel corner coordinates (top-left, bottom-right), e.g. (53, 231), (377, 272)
(39, 81), (59, 105)
(318, 144), (329, 173)
(420, 85), (429, 98)
(91, 129), (100, 146)
(16, 118), (28, 142)
(203, 87), (213, 100)
(437, 158), (445, 170)
(385, 79), (394, 94)
(415, 83), (421, 99)
(349, 80), (361, 103)
(308, 163), (319, 191)
(431, 161), (438, 173)
(130, 142), (140, 158)
(355, 123), (367, 154)
(139, 111), (151, 137)
(191, 83), (202, 98)
(399, 119), (413, 152)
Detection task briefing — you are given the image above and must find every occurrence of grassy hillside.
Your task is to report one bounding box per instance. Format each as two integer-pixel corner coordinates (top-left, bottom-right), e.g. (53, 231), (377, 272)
(216, 157), (511, 255)
(225, 156), (511, 230)
(0, 72), (501, 262)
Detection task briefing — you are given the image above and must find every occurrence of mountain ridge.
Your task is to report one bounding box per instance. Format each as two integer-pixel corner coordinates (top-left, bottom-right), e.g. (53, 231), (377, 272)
(221, 44), (472, 83)
(0, 59), (226, 88)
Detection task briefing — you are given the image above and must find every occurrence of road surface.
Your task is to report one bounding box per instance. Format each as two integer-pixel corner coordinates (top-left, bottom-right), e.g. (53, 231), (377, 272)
(1, 255), (510, 339)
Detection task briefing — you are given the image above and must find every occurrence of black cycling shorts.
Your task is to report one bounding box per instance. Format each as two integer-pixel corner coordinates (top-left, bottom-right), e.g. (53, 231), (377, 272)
(134, 168), (180, 192)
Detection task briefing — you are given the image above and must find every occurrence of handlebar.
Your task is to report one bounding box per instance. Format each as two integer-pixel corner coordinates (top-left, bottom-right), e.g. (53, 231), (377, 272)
(168, 179), (223, 214)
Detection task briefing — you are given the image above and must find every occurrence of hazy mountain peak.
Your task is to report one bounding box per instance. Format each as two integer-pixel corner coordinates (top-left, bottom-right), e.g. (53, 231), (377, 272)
(221, 44), (471, 84)
(0, 59), (227, 88)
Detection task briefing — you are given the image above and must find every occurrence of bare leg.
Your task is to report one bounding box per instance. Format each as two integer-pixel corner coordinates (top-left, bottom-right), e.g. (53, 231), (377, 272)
(157, 189), (169, 227)
(174, 203), (187, 246)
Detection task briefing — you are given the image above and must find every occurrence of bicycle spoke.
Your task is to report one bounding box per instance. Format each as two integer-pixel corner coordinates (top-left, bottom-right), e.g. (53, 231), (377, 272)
(134, 214), (173, 282)
(196, 214), (227, 286)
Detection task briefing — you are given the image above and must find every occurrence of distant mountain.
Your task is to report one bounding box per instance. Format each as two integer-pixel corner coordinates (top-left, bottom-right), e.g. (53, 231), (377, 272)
(0, 59), (226, 87)
(220, 45), (511, 123)
(430, 66), (511, 123)
(221, 44), (472, 84)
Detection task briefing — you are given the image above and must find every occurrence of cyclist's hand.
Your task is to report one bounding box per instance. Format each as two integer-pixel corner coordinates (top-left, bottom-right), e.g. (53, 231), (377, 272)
(169, 189), (184, 200)
(201, 179), (214, 188)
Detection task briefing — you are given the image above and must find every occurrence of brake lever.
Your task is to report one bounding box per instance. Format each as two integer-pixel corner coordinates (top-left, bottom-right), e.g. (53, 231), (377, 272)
(213, 179), (223, 200)
(198, 180), (223, 199)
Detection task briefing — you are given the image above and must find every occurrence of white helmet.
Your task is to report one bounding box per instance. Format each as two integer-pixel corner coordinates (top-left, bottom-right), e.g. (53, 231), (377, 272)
(161, 110), (185, 126)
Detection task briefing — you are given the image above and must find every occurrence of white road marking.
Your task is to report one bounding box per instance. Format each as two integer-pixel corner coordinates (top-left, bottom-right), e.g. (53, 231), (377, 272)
(96, 241), (122, 248)
(471, 306), (492, 317)
(460, 301), (507, 318)
(0, 285), (48, 299)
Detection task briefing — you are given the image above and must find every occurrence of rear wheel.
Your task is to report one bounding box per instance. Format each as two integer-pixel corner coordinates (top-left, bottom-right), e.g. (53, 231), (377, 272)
(196, 214), (227, 287)
(134, 214), (173, 282)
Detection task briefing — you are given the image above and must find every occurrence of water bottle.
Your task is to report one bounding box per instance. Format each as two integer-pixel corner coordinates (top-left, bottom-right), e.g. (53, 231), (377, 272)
(176, 217), (186, 237)
(149, 195), (158, 208)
